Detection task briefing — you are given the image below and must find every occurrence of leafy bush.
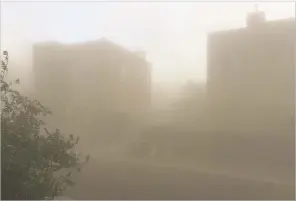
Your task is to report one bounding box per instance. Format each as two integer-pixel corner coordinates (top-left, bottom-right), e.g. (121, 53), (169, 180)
(1, 51), (89, 200)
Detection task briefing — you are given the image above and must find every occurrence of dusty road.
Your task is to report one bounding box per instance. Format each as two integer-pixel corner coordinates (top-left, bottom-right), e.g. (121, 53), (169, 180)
(65, 157), (295, 200)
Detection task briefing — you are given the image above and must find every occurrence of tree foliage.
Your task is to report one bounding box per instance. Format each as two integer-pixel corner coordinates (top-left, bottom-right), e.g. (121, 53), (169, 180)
(1, 51), (89, 200)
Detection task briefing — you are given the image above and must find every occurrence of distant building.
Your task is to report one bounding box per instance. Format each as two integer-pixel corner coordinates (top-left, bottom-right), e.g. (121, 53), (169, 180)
(207, 12), (295, 135)
(33, 38), (151, 136)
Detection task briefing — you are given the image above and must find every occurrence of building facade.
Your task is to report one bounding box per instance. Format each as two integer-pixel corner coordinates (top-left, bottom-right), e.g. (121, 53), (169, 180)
(207, 12), (295, 135)
(33, 39), (151, 140)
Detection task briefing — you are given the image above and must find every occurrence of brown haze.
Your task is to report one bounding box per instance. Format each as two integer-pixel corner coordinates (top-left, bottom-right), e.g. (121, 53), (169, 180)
(1, 1), (295, 200)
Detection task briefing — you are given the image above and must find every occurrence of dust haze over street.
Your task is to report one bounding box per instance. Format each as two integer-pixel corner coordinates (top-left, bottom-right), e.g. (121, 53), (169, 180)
(1, 1), (295, 200)
(65, 156), (294, 200)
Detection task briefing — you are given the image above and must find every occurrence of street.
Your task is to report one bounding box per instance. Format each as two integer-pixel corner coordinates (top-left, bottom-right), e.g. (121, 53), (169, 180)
(65, 157), (295, 200)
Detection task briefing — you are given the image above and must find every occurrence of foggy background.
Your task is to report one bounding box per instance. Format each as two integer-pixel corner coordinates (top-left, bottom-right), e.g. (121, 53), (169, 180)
(1, 1), (295, 200)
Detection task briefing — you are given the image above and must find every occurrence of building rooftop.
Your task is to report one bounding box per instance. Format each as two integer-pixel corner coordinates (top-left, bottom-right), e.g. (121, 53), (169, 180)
(208, 16), (295, 38)
(34, 38), (148, 63)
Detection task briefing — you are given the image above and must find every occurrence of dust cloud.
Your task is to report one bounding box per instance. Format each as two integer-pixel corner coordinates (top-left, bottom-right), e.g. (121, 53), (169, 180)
(1, 1), (295, 200)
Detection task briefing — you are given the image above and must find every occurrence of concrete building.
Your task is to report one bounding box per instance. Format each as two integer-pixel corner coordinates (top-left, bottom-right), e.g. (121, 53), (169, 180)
(33, 38), (151, 141)
(206, 11), (295, 135)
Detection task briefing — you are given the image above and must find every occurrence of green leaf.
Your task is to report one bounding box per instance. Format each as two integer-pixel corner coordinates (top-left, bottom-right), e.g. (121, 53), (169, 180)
(1, 51), (89, 200)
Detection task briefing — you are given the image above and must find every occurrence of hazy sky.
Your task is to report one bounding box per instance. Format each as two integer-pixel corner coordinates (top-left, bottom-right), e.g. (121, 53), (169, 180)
(1, 1), (295, 85)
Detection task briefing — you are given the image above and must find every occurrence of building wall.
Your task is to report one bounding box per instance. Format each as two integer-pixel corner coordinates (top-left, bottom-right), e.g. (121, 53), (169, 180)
(33, 40), (151, 136)
(207, 17), (295, 135)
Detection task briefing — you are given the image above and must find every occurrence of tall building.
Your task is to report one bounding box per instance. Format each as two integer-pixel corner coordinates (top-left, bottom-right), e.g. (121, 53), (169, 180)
(207, 12), (295, 135)
(33, 38), (151, 138)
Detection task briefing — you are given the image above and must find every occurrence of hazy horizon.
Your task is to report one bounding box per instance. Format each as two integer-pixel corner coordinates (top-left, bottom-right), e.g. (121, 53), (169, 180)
(1, 1), (294, 85)
(1, 1), (295, 200)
